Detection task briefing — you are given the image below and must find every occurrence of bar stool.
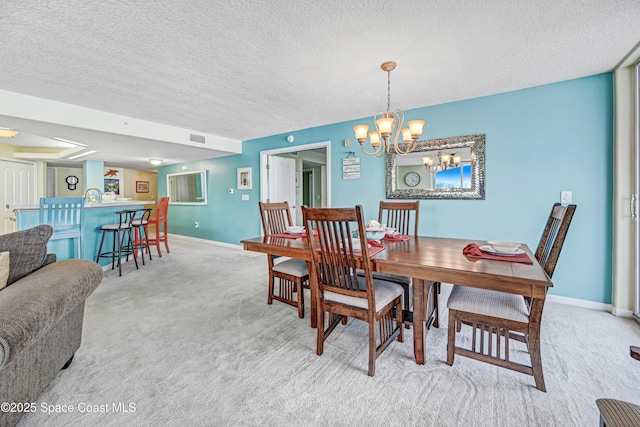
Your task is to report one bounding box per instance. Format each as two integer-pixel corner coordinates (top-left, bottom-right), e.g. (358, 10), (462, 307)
(131, 208), (152, 264)
(147, 197), (170, 257)
(96, 210), (138, 276)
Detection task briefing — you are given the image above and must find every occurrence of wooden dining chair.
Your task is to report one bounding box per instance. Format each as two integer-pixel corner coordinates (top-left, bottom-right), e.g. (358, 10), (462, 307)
(303, 205), (404, 376)
(374, 201), (435, 328)
(146, 197), (170, 257)
(596, 346), (640, 426)
(258, 201), (309, 318)
(446, 203), (576, 392)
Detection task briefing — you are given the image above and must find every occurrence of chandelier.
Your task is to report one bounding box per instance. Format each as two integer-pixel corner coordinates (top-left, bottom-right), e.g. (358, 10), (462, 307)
(423, 152), (462, 174)
(353, 62), (425, 157)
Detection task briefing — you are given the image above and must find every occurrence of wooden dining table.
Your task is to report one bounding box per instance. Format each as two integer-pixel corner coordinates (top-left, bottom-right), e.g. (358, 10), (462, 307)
(240, 234), (552, 365)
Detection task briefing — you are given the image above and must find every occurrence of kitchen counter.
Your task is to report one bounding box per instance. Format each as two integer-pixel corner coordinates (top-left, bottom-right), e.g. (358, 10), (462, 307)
(9, 200), (156, 265)
(7, 200), (155, 211)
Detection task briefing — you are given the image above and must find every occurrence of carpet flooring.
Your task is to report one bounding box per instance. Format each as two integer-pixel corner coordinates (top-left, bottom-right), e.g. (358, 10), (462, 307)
(15, 236), (640, 426)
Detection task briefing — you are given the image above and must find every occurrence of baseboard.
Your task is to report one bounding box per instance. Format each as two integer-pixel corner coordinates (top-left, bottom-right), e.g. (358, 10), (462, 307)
(546, 293), (634, 317)
(168, 233), (243, 250)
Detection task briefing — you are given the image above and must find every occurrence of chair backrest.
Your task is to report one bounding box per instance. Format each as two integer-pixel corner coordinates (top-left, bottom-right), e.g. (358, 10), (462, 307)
(303, 205), (374, 305)
(39, 197), (84, 234)
(535, 203), (576, 278)
(378, 201), (419, 236)
(259, 201), (294, 235)
(156, 197), (169, 221)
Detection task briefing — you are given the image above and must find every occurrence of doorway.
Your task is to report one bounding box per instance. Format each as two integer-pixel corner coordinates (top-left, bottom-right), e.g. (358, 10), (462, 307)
(0, 159), (37, 235)
(260, 141), (331, 225)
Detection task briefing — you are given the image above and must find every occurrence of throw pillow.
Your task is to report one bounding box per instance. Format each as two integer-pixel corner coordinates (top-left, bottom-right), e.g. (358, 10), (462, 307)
(0, 225), (53, 286)
(0, 251), (9, 291)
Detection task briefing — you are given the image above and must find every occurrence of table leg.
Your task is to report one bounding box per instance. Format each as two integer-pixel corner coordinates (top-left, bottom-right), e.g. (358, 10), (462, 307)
(529, 298), (546, 392)
(413, 278), (426, 364)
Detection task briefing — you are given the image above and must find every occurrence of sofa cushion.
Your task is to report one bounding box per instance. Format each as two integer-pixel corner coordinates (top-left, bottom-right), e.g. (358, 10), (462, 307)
(0, 252), (9, 291)
(0, 225), (53, 286)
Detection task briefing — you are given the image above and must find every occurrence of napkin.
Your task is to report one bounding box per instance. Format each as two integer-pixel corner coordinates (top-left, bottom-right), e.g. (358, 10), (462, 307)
(368, 240), (384, 248)
(463, 243), (533, 264)
(384, 233), (414, 241)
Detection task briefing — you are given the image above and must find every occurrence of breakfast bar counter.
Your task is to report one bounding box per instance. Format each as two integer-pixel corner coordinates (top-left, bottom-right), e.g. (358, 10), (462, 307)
(7, 200), (155, 264)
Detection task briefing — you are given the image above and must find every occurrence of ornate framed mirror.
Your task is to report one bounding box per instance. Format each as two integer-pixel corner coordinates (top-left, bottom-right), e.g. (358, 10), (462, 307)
(385, 134), (485, 200)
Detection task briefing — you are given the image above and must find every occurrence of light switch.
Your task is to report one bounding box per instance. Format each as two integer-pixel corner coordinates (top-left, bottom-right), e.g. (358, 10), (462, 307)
(242, 194), (249, 201)
(560, 191), (572, 203)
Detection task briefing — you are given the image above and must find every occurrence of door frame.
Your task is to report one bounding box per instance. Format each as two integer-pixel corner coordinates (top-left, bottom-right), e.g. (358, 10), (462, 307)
(260, 140), (331, 208)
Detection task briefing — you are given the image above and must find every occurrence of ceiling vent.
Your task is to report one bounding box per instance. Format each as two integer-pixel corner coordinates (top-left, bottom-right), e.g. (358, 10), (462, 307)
(189, 133), (206, 144)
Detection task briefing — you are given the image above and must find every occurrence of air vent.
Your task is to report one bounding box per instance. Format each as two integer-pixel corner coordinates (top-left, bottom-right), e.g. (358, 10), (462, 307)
(189, 133), (206, 144)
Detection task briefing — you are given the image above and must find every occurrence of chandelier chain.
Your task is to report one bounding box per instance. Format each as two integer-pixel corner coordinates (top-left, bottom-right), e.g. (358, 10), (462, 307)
(387, 69), (391, 114)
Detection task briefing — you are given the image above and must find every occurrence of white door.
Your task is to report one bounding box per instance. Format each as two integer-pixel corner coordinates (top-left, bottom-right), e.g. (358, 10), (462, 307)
(0, 159), (37, 235)
(266, 155), (297, 224)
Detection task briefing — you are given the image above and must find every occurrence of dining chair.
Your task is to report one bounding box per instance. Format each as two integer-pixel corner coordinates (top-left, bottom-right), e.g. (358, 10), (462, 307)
(596, 346), (640, 426)
(371, 201), (434, 329)
(39, 197), (85, 259)
(146, 197), (170, 257)
(446, 203), (576, 391)
(258, 201), (309, 318)
(303, 205), (404, 376)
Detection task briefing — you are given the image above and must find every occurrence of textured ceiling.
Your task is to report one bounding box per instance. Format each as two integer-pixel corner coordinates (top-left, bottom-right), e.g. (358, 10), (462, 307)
(1, 0), (639, 170)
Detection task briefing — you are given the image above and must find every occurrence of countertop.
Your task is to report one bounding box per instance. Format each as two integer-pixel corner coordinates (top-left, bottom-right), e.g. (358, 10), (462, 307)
(7, 200), (156, 211)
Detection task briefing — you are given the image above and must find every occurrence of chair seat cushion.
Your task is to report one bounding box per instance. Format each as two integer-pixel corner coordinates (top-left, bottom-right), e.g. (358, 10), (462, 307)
(596, 398), (640, 427)
(273, 258), (308, 277)
(447, 285), (529, 323)
(324, 278), (403, 312)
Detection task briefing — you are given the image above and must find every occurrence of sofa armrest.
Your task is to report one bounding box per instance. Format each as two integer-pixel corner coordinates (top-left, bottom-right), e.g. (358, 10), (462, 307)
(0, 259), (103, 370)
(43, 253), (57, 266)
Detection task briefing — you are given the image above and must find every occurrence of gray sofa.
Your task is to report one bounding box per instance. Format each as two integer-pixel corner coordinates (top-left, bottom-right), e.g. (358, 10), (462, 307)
(0, 225), (103, 427)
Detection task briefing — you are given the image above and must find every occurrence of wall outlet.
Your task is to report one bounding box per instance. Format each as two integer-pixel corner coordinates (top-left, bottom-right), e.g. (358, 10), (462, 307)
(194, 221), (199, 229)
(242, 194), (249, 201)
(560, 191), (572, 204)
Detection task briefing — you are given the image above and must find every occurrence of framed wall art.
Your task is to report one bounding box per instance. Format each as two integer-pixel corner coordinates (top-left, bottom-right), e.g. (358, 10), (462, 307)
(237, 167), (252, 190)
(136, 181), (149, 193)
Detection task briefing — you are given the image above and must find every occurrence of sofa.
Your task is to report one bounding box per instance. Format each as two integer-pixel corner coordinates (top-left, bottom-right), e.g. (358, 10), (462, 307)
(0, 225), (103, 426)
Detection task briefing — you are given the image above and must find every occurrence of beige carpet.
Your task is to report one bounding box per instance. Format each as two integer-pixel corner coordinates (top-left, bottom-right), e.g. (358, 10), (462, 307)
(16, 236), (640, 426)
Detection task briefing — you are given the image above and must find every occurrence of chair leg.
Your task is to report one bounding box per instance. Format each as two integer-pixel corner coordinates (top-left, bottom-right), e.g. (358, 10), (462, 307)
(155, 226), (163, 257)
(368, 320), (376, 376)
(163, 220), (170, 253)
(317, 309), (325, 356)
(96, 230), (107, 263)
(447, 309), (456, 366)
(296, 277), (305, 319)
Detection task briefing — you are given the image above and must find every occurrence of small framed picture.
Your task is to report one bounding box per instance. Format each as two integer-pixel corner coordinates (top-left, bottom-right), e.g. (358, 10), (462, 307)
(237, 167), (252, 190)
(136, 181), (149, 193)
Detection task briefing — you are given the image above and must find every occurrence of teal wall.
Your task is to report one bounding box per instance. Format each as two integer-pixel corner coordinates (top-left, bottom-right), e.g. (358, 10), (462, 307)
(159, 74), (613, 304)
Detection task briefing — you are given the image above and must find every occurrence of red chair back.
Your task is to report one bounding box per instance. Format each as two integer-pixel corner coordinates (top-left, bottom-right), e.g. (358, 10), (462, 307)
(156, 197), (169, 221)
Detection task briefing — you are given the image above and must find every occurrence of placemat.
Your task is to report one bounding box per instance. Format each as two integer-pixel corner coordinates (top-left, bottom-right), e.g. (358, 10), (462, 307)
(463, 243), (533, 264)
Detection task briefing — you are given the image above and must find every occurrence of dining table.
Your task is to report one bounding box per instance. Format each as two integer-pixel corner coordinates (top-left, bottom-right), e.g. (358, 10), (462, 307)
(240, 234), (552, 365)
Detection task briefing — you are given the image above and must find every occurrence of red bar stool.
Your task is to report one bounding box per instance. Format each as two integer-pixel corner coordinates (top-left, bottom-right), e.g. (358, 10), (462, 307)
(146, 197), (170, 257)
